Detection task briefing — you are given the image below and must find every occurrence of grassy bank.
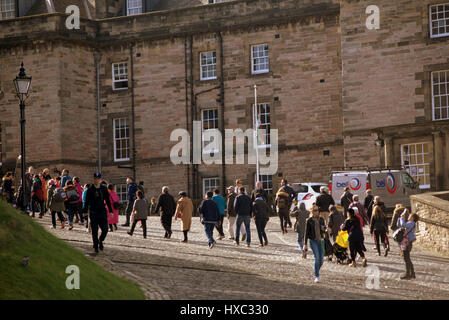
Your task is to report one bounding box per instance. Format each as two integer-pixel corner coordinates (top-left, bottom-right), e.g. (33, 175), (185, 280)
(0, 200), (145, 300)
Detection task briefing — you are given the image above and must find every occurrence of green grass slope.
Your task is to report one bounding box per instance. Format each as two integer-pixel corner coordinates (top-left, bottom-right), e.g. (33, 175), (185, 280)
(0, 200), (145, 300)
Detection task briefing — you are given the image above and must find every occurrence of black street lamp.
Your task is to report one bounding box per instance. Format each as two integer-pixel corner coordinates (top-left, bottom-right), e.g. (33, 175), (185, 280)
(13, 62), (32, 212)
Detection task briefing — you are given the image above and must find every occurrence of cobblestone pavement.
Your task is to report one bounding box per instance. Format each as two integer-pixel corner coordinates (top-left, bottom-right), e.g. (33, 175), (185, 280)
(35, 214), (449, 300)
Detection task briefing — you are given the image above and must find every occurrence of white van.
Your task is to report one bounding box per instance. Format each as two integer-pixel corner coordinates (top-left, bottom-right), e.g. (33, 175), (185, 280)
(329, 169), (420, 215)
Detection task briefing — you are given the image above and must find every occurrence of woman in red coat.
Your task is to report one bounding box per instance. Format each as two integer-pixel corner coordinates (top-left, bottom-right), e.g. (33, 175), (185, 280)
(107, 184), (120, 231)
(31, 174), (45, 218)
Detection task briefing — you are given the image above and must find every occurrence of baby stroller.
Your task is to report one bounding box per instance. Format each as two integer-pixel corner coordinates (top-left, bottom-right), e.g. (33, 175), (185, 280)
(334, 230), (350, 264)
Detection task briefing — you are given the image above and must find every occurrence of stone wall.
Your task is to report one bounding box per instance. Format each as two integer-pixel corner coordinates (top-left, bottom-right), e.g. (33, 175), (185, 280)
(410, 191), (449, 256)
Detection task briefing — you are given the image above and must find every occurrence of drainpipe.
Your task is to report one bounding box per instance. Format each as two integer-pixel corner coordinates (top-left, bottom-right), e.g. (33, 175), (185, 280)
(190, 35), (197, 202)
(94, 53), (102, 173)
(184, 36), (190, 196)
(130, 43), (136, 181)
(218, 31), (225, 195)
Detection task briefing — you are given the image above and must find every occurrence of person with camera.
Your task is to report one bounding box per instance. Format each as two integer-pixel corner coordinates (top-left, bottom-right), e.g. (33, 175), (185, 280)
(397, 212), (419, 280)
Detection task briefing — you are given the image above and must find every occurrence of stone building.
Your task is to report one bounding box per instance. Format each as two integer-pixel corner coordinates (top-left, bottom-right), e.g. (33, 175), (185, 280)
(0, 0), (448, 204)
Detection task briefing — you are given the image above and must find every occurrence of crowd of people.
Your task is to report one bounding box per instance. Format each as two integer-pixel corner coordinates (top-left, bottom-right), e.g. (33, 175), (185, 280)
(1, 169), (419, 283)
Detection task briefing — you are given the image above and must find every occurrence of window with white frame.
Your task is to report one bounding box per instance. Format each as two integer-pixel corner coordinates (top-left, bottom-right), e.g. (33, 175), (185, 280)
(0, 0), (15, 20)
(113, 118), (130, 162)
(200, 51), (217, 81)
(112, 62), (128, 90)
(432, 70), (449, 120)
(116, 184), (128, 203)
(430, 4), (449, 38)
(251, 44), (269, 74)
(258, 174), (273, 193)
(202, 108), (219, 153)
(127, 0), (143, 16)
(203, 177), (220, 195)
(401, 143), (431, 189)
(253, 103), (271, 147)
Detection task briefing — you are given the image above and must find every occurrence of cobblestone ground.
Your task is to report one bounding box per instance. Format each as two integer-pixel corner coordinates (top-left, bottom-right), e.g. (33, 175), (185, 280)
(35, 214), (449, 300)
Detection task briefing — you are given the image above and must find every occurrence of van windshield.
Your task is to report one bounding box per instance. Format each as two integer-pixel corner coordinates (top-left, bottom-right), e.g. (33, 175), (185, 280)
(402, 172), (415, 189)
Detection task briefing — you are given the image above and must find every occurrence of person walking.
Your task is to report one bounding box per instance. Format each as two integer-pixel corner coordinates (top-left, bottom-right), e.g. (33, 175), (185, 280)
(252, 192), (270, 247)
(370, 198), (389, 257)
(60, 169), (72, 188)
(251, 181), (268, 203)
(234, 187), (253, 247)
(127, 190), (149, 238)
(31, 174), (45, 218)
(340, 187), (353, 218)
(46, 179), (66, 229)
(174, 191), (194, 243)
(82, 172), (113, 254)
(226, 186), (246, 240)
(199, 191), (220, 249)
(280, 179), (295, 228)
(73, 177), (84, 224)
(315, 186), (335, 225)
(342, 208), (367, 267)
(328, 205), (344, 243)
(212, 189), (226, 240)
(155, 186), (177, 239)
(64, 180), (80, 230)
(122, 177), (138, 227)
(304, 205), (326, 283)
(107, 184), (120, 232)
(398, 212), (419, 280)
(82, 184), (91, 232)
(349, 195), (368, 226)
(293, 202), (309, 258)
(275, 187), (290, 234)
(364, 189), (374, 222)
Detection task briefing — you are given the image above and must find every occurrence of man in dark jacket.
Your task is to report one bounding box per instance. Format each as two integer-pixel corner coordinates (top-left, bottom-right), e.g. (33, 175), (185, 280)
(122, 177), (138, 227)
(199, 191), (220, 249)
(234, 187), (253, 247)
(83, 172), (113, 254)
(340, 187), (354, 218)
(280, 179), (295, 227)
(252, 193), (270, 246)
(363, 189), (374, 221)
(155, 186), (177, 238)
(315, 186), (335, 225)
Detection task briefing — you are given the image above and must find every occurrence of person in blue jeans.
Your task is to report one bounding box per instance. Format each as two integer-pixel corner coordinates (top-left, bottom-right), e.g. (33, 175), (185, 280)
(199, 191), (220, 249)
(304, 205), (327, 283)
(234, 187), (253, 247)
(212, 189), (227, 240)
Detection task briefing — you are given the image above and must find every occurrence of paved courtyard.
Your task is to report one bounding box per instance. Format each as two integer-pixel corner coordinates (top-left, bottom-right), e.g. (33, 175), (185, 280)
(36, 214), (449, 300)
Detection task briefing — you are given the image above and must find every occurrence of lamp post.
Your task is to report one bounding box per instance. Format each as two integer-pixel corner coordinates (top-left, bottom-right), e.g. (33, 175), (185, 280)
(13, 62), (32, 212)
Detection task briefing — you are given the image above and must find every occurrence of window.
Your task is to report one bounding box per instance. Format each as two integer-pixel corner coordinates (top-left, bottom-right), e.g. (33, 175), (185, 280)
(113, 118), (130, 162)
(430, 4), (449, 38)
(431, 70), (449, 120)
(116, 184), (128, 203)
(203, 177), (220, 195)
(251, 44), (269, 74)
(202, 108), (219, 153)
(258, 175), (273, 193)
(401, 143), (430, 189)
(127, 0), (143, 16)
(112, 62), (128, 90)
(0, 0), (15, 20)
(200, 51), (217, 81)
(253, 103), (271, 148)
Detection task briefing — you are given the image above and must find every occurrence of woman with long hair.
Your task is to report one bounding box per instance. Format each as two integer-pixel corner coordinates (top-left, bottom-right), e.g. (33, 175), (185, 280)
(370, 196), (389, 257)
(342, 208), (367, 267)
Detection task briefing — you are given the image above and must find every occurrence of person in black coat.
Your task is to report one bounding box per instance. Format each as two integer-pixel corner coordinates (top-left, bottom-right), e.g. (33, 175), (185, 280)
(342, 208), (367, 267)
(199, 191), (221, 249)
(83, 172), (113, 254)
(234, 187), (253, 247)
(155, 186), (177, 239)
(340, 187), (354, 218)
(252, 193), (270, 247)
(363, 189), (374, 222)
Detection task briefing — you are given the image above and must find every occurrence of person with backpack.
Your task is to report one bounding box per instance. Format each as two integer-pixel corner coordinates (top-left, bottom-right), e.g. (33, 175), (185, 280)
(397, 212), (419, 280)
(31, 174), (45, 218)
(370, 196), (389, 257)
(127, 190), (149, 238)
(275, 187), (290, 234)
(304, 205), (327, 283)
(199, 191), (221, 249)
(340, 187), (353, 218)
(342, 208), (367, 268)
(83, 172), (113, 254)
(64, 180), (80, 230)
(107, 184), (120, 232)
(252, 192), (270, 247)
(47, 179), (66, 229)
(212, 189), (227, 240)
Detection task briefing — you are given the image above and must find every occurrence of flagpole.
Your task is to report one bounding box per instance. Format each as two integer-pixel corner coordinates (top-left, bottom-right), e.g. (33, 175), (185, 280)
(254, 84), (260, 185)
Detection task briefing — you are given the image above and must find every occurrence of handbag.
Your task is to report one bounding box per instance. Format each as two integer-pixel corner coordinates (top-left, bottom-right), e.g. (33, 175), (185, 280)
(322, 234), (333, 256)
(393, 225), (415, 243)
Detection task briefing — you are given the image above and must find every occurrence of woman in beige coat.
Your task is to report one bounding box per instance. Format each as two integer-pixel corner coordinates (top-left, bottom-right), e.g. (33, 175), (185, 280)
(175, 191), (194, 243)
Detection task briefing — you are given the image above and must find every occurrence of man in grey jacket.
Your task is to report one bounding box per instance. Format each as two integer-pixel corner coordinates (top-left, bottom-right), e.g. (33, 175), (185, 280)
(234, 187), (253, 247)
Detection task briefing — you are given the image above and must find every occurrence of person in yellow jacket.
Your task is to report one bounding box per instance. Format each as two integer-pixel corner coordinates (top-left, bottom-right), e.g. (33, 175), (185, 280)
(175, 191), (194, 243)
